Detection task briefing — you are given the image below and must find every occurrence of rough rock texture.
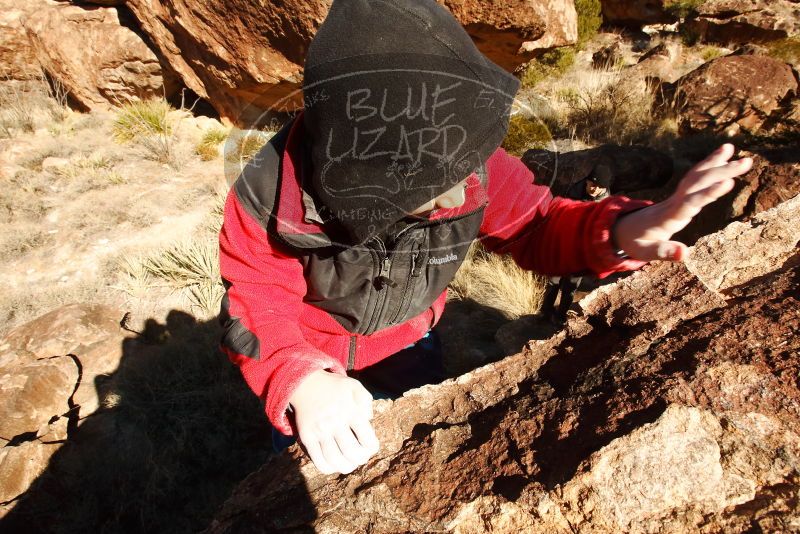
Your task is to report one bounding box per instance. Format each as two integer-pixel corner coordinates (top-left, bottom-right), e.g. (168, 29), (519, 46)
(684, 0), (800, 45)
(0, 303), (126, 509)
(0, 441), (61, 507)
(108, 0), (575, 126)
(516, 0), (578, 57)
(521, 144), (674, 197)
(205, 201), (800, 531)
(672, 54), (798, 136)
(0, 0), (46, 80)
(676, 146), (800, 244)
(22, 2), (179, 112)
(600, 0), (675, 27)
(629, 41), (684, 83)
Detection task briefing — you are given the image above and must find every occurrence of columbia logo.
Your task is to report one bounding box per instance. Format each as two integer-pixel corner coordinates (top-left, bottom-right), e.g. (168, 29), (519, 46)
(428, 253), (458, 265)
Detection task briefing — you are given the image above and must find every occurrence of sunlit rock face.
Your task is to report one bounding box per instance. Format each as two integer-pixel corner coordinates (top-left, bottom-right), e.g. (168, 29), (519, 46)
(206, 196), (800, 533)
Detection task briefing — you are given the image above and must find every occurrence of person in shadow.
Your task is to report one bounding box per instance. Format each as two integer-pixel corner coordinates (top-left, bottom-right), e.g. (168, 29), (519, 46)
(540, 167), (612, 325)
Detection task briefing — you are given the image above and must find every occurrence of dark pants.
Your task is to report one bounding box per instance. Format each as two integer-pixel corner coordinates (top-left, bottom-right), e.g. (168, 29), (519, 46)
(271, 329), (444, 453)
(540, 276), (582, 324)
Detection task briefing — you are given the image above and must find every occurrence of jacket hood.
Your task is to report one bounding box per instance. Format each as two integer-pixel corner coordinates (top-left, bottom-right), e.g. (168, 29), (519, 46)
(301, 0), (520, 246)
(274, 110), (490, 250)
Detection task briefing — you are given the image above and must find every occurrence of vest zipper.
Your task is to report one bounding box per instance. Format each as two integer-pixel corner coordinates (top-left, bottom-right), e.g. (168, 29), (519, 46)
(387, 243), (422, 326)
(363, 237), (389, 335)
(347, 335), (357, 371)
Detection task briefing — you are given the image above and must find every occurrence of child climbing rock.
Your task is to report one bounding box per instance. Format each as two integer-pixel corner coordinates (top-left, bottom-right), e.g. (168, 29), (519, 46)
(217, 0), (753, 475)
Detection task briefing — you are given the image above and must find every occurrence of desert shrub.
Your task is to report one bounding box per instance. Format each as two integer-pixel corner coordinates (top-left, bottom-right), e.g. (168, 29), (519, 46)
(0, 69), (72, 137)
(766, 37), (800, 64)
(195, 127), (229, 161)
(700, 46), (724, 61)
(575, 0), (602, 47)
(536, 63), (678, 147)
(502, 114), (553, 156)
(112, 98), (192, 169)
(522, 47), (577, 89)
(223, 128), (274, 185)
(666, 0), (707, 19)
(40, 69), (71, 123)
(0, 80), (38, 136)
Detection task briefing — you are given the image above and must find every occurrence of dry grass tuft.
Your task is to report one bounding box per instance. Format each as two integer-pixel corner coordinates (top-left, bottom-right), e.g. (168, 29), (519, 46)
(449, 243), (546, 320)
(196, 127), (229, 161)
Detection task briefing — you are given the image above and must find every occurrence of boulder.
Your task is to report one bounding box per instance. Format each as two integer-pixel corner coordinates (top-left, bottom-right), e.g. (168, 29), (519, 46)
(0, 0), (46, 80)
(111, 0), (575, 126)
(0, 303), (127, 420)
(684, 0), (800, 45)
(600, 0), (676, 27)
(0, 302), (128, 515)
(671, 54), (798, 136)
(0, 353), (77, 441)
(521, 144), (674, 197)
(22, 3), (179, 112)
(0, 440), (61, 506)
(629, 41), (683, 83)
(205, 195), (800, 533)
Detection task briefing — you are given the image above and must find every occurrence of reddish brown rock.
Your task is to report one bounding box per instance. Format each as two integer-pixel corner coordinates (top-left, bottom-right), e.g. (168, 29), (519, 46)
(684, 0), (800, 45)
(629, 41), (683, 83)
(0, 303), (127, 425)
(205, 196), (800, 532)
(522, 144), (674, 197)
(672, 54), (798, 136)
(0, 302), (129, 517)
(0, 0), (46, 81)
(0, 354), (77, 441)
(22, 3), (179, 112)
(676, 146), (800, 243)
(116, 0), (575, 126)
(0, 440), (61, 506)
(600, 0), (676, 27)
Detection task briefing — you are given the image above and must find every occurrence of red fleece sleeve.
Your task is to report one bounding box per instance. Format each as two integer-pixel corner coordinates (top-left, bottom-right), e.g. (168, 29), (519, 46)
(218, 187), (346, 436)
(479, 147), (652, 278)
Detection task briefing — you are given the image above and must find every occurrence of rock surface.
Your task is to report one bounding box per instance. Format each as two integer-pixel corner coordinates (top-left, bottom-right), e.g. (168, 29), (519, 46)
(600, 0), (675, 27)
(0, 303), (126, 508)
(0, 0), (46, 80)
(521, 144), (674, 197)
(111, 0), (575, 126)
(671, 54), (798, 136)
(204, 202), (800, 530)
(22, 2), (178, 111)
(684, 0), (800, 45)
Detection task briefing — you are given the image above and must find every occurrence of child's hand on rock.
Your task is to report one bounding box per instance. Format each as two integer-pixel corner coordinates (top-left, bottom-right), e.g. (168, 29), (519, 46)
(612, 143), (754, 262)
(288, 369), (380, 475)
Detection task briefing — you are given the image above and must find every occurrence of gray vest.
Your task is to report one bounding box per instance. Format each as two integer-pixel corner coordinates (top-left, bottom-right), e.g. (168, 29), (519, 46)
(220, 117), (487, 368)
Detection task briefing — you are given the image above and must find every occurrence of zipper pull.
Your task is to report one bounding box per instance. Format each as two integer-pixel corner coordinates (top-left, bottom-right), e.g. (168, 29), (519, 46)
(411, 251), (422, 277)
(376, 258), (396, 289)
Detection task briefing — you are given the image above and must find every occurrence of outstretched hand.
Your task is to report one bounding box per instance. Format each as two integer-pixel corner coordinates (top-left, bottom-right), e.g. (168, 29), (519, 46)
(612, 143), (754, 262)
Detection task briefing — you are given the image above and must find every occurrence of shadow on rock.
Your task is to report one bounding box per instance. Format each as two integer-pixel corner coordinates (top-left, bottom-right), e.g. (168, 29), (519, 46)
(0, 309), (311, 533)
